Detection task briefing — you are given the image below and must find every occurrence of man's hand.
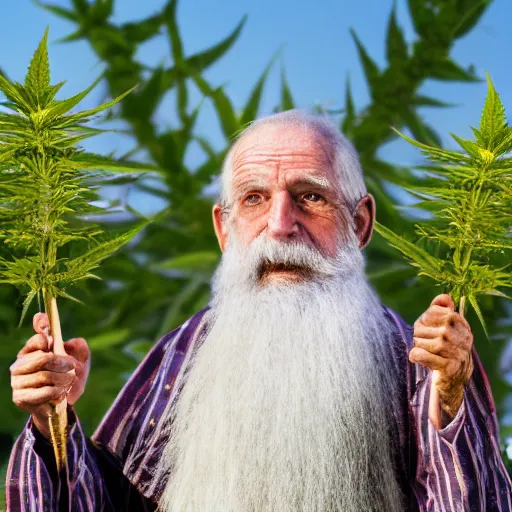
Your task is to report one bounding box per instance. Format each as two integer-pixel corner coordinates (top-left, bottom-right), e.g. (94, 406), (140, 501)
(10, 312), (90, 440)
(410, 294), (474, 427)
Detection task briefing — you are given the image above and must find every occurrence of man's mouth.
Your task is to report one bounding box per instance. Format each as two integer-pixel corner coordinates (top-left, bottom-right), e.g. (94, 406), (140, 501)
(257, 261), (313, 282)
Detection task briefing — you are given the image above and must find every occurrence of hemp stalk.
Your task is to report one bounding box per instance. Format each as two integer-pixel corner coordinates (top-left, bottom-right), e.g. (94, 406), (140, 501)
(375, 75), (512, 335)
(0, 29), (152, 470)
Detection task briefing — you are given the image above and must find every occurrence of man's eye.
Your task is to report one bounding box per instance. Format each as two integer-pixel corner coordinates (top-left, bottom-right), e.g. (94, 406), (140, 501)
(243, 194), (263, 206)
(301, 193), (325, 203)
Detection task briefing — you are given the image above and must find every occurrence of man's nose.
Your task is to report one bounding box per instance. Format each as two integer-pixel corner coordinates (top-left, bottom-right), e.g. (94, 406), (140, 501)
(266, 191), (299, 239)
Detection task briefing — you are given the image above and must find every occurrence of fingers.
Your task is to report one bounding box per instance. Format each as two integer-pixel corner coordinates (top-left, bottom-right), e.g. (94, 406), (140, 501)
(413, 336), (467, 359)
(11, 370), (75, 390)
(13, 386), (67, 410)
(413, 337), (444, 355)
(65, 338), (90, 364)
(413, 323), (443, 340)
(10, 351), (74, 376)
(419, 306), (456, 327)
(17, 334), (49, 357)
(430, 294), (455, 311)
(409, 347), (448, 371)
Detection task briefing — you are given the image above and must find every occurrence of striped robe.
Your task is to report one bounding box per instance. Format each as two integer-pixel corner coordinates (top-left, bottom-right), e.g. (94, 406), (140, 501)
(6, 306), (512, 511)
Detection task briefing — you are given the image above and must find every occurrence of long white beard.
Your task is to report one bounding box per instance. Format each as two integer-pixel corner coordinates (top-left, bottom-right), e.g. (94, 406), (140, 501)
(157, 234), (404, 512)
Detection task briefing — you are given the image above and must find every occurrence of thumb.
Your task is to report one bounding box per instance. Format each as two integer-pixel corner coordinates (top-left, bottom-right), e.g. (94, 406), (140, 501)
(430, 294), (455, 311)
(33, 312), (49, 336)
(33, 312), (53, 350)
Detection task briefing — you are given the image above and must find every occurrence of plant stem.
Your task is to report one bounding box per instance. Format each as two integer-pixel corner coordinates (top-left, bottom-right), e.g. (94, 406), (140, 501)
(459, 295), (466, 319)
(44, 294), (68, 472)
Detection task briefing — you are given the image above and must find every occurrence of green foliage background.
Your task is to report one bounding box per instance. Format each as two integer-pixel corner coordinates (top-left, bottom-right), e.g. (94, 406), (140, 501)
(1, 0), (511, 503)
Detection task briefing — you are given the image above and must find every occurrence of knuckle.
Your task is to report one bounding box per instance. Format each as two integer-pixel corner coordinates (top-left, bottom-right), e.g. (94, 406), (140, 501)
(10, 375), (21, 391)
(447, 312), (458, 326)
(430, 340), (443, 354)
(13, 396), (23, 408)
(38, 371), (53, 386)
(410, 347), (423, 361)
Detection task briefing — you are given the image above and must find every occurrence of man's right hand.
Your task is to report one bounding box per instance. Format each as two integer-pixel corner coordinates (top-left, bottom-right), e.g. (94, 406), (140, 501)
(10, 312), (91, 440)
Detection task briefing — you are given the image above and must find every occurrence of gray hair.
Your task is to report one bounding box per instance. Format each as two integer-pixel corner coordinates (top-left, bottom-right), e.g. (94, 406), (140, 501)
(219, 110), (367, 210)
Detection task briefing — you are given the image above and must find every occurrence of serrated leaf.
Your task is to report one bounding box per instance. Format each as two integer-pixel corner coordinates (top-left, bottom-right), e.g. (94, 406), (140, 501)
(19, 289), (38, 327)
(25, 27), (51, 100)
(386, 7), (408, 63)
(0, 75), (32, 113)
(450, 133), (482, 158)
(71, 0), (89, 15)
(35, 1), (77, 22)
(72, 152), (156, 173)
(163, 0), (184, 64)
(350, 29), (380, 97)
(400, 108), (441, 146)
(56, 29), (85, 44)
(430, 59), (479, 82)
(480, 74), (507, 145)
(452, 0), (492, 39)
(280, 63), (295, 111)
(192, 73), (239, 139)
(407, 0), (434, 38)
(64, 222), (148, 281)
(240, 51), (279, 126)
(374, 222), (444, 276)
(46, 76), (102, 119)
(121, 13), (163, 44)
(58, 86), (137, 127)
(412, 95), (455, 108)
(186, 16), (246, 71)
(342, 75), (356, 134)
(392, 128), (472, 164)
(135, 67), (166, 118)
(90, 0), (113, 21)
(467, 294), (489, 340)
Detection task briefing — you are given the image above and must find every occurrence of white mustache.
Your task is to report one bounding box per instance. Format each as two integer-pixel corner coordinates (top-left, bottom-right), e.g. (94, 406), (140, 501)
(225, 233), (362, 286)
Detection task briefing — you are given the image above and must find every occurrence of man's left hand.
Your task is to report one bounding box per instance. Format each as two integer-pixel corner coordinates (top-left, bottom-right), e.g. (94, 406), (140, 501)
(410, 294), (474, 422)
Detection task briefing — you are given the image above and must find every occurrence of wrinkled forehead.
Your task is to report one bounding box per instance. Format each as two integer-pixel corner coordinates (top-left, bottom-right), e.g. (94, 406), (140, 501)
(230, 123), (336, 182)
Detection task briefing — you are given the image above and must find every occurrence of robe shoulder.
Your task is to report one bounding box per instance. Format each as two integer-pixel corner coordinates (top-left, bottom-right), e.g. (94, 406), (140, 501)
(91, 307), (211, 500)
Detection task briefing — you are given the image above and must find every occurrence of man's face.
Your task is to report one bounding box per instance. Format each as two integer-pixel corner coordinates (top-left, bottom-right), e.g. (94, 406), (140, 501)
(215, 124), (354, 283)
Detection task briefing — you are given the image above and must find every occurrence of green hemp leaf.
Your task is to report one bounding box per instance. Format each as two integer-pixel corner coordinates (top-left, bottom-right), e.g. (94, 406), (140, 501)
(375, 75), (512, 338)
(0, 28), (152, 470)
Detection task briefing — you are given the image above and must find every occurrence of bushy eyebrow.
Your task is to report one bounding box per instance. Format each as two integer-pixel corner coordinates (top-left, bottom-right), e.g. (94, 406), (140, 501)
(233, 175), (334, 196)
(299, 176), (331, 190)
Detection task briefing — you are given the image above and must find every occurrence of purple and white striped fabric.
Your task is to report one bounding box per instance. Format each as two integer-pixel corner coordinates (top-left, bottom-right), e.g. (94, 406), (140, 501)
(6, 306), (512, 511)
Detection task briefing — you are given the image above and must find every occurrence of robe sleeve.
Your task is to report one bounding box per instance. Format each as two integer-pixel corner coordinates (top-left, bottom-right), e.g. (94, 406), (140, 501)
(5, 309), (208, 511)
(410, 342), (512, 510)
(5, 410), (154, 511)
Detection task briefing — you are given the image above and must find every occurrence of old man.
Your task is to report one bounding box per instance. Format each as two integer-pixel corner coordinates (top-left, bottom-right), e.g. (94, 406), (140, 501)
(7, 111), (512, 511)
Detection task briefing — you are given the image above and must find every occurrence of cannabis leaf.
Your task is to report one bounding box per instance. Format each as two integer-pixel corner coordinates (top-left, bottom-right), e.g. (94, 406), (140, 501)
(375, 75), (512, 336)
(0, 28), (153, 470)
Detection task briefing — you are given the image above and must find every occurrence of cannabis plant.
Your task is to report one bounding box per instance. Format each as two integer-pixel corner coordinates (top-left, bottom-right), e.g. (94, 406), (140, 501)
(0, 29), (149, 470)
(375, 76), (512, 335)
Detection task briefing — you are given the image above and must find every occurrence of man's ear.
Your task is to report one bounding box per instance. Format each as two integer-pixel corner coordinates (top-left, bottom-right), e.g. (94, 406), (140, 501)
(353, 194), (375, 249)
(213, 203), (228, 252)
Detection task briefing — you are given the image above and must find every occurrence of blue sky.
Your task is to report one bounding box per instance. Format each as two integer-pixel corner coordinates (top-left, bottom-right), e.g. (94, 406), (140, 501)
(2, 1), (512, 393)
(1, 0), (511, 207)
(2, 0), (511, 150)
